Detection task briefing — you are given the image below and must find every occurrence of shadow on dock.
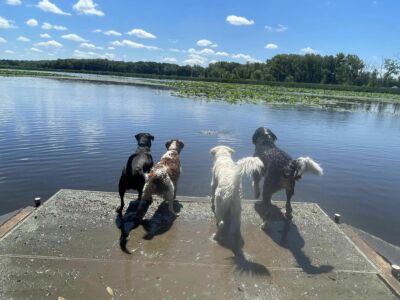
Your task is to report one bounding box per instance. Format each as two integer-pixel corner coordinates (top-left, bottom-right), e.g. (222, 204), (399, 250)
(254, 201), (334, 275)
(115, 198), (182, 254)
(215, 212), (270, 277)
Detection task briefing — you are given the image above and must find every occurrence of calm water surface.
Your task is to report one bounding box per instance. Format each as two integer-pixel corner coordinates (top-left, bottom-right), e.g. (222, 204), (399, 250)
(1, 77), (399, 246)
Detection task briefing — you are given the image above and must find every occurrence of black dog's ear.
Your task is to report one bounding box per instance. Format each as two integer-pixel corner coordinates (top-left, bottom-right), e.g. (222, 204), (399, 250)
(267, 129), (277, 142)
(178, 140), (184, 150)
(135, 133), (143, 142)
(150, 135), (154, 141)
(165, 140), (172, 149)
(252, 127), (265, 144)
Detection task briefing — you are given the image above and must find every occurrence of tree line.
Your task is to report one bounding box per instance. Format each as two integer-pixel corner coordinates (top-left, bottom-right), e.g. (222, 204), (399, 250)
(1, 53), (399, 88)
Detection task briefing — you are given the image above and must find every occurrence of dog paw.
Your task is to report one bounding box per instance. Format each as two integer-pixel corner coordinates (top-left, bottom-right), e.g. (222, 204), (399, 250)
(285, 212), (293, 220)
(261, 220), (270, 231)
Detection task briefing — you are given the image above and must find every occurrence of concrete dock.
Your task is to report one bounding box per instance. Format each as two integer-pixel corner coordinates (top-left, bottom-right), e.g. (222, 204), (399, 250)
(0, 189), (398, 299)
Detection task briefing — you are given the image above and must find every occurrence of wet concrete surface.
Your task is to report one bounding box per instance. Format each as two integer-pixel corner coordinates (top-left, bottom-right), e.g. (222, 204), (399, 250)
(0, 189), (397, 299)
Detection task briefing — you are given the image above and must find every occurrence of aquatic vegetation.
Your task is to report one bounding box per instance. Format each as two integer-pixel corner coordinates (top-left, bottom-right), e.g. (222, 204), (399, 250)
(0, 69), (69, 78)
(167, 80), (400, 111)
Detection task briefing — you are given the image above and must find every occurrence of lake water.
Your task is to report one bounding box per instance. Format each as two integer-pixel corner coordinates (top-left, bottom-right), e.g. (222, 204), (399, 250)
(1, 77), (399, 246)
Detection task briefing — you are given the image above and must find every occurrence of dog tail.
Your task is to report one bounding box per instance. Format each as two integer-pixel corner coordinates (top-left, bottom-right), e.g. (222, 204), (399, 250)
(236, 157), (264, 177)
(294, 157), (324, 177)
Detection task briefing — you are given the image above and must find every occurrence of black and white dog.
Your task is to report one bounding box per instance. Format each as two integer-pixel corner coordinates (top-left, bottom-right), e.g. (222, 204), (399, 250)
(252, 127), (323, 225)
(117, 133), (154, 215)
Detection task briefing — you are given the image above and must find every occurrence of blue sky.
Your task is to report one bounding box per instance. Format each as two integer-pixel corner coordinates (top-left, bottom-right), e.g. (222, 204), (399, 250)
(0, 0), (399, 66)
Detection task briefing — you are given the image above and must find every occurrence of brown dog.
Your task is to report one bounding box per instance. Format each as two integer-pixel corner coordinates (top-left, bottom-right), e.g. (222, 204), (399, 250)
(140, 139), (184, 215)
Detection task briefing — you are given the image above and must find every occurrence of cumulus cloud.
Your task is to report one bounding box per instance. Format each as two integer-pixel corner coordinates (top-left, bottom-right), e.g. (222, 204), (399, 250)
(40, 33), (51, 38)
(184, 54), (207, 66)
(0, 16), (16, 29)
(104, 30), (121, 36)
(126, 28), (156, 39)
(92, 29), (102, 33)
(30, 47), (43, 52)
(79, 42), (103, 49)
(6, 0), (22, 5)
(107, 46), (115, 50)
(226, 15), (254, 26)
(73, 49), (114, 59)
(111, 39), (159, 50)
(215, 51), (229, 57)
(196, 39), (212, 47)
(265, 43), (278, 49)
(35, 40), (63, 47)
(17, 36), (30, 42)
(4, 50), (14, 54)
(73, 0), (104, 16)
(0, 37), (7, 43)
(41, 22), (67, 30)
(232, 53), (261, 63)
(300, 47), (318, 54)
(169, 48), (180, 52)
(163, 57), (177, 63)
(26, 18), (38, 27)
(37, 0), (71, 16)
(61, 33), (87, 42)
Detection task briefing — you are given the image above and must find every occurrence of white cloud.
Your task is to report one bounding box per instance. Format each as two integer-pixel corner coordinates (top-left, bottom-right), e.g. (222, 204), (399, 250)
(6, 0), (22, 5)
(79, 42), (102, 49)
(107, 46), (115, 50)
(73, 0), (104, 16)
(37, 0), (71, 16)
(215, 51), (229, 57)
(40, 33), (51, 38)
(265, 43), (278, 50)
(61, 33), (87, 42)
(196, 39), (212, 47)
(300, 47), (318, 54)
(169, 48), (180, 52)
(92, 29), (102, 33)
(73, 49), (114, 59)
(163, 57), (177, 63)
(0, 37), (7, 43)
(26, 18), (39, 27)
(4, 50), (14, 54)
(35, 40), (63, 48)
(184, 54), (207, 66)
(226, 15), (254, 26)
(41, 22), (67, 30)
(17, 36), (30, 42)
(0, 16), (16, 29)
(104, 30), (121, 36)
(232, 53), (261, 63)
(111, 39), (159, 50)
(126, 28), (156, 39)
(30, 47), (42, 52)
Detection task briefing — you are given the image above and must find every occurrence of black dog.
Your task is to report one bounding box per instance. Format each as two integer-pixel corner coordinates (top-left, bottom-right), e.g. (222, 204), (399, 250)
(252, 127), (323, 225)
(117, 133), (154, 215)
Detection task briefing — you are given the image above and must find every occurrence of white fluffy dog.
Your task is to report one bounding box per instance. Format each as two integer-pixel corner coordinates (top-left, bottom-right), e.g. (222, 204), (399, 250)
(210, 146), (264, 244)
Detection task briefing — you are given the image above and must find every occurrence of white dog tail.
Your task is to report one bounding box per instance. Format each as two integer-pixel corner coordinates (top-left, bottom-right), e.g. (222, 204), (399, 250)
(236, 157), (264, 177)
(295, 157), (324, 176)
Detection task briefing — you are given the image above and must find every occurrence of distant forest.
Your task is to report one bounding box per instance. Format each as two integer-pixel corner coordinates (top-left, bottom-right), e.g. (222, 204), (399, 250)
(1, 53), (399, 88)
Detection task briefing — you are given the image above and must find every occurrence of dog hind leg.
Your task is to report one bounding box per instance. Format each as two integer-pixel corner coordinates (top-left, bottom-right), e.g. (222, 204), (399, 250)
(117, 174), (126, 215)
(285, 184), (295, 220)
(165, 177), (178, 216)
